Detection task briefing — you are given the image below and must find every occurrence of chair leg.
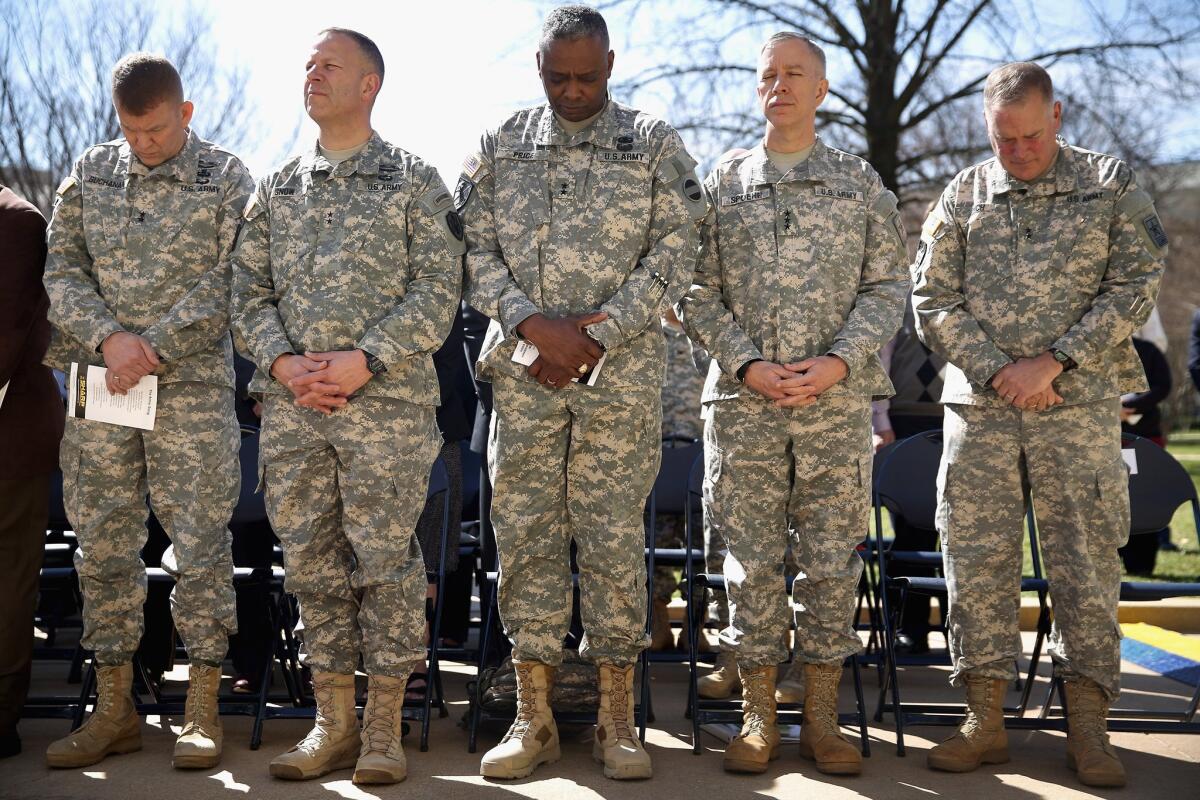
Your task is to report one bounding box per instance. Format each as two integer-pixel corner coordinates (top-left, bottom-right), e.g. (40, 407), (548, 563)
(72, 658), (95, 731)
(850, 654), (870, 757)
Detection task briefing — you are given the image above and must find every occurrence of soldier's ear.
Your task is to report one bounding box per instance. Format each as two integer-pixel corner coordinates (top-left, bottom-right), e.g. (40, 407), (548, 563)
(179, 101), (194, 128)
(815, 78), (829, 107)
(606, 49), (614, 78)
(362, 73), (381, 104)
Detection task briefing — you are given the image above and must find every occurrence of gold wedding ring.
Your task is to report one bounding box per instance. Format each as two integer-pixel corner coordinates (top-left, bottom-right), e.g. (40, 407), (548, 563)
(577, 363), (588, 374)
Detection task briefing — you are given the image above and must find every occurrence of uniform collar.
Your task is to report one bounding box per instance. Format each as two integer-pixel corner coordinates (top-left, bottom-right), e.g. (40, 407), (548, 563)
(745, 136), (834, 185)
(986, 137), (1075, 198)
(121, 128), (201, 183)
(298, 130), (385, 178)
(534, 98), (620, 148)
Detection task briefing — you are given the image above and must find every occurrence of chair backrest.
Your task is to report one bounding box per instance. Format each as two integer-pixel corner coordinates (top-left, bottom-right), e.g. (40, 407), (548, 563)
(427, 455), (449, 500)
(652, 438), (702, 516)
(1123, 433), (1199, 536)
(873, 430), (943, 531)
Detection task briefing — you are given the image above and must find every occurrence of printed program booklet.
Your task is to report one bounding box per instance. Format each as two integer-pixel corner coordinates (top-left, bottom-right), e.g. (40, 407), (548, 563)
(67, 363), (157, 430)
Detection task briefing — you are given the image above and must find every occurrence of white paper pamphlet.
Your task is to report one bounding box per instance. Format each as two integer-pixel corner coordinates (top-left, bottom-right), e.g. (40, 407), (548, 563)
(67, 363), (157, 430)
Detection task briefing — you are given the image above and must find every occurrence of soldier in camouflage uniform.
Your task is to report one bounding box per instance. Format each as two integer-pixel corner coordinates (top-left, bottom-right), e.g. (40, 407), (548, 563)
(42, 54), (250, 771)
(230, 29), (461, 785)
(679, 33), (907, 776)
(460, 6), (705, 781)
(913, 63), (1164, 789)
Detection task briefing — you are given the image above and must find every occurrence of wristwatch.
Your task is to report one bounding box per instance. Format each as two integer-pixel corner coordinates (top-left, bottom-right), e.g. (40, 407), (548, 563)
(362, 349), (387, 376)
(1049, 348), (1077, 372)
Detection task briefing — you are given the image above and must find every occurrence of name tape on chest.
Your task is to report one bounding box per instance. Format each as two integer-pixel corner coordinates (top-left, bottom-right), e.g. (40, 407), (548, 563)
(815, 186), (865, 202)
(498, 147), (551, 162)
(721, 188), (771, 207)
(272, 186), (299, 198)
(85, 175), (123, 189)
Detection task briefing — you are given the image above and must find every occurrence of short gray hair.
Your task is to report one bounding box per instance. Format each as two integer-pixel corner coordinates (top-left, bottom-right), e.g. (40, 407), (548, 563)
(539, 4), (609, 54)
(760, 32), (826, 77)
(984, 62), (1054, 109)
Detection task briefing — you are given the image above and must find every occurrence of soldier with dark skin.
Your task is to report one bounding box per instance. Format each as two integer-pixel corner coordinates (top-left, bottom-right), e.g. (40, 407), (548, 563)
(460, 4), (705, 781)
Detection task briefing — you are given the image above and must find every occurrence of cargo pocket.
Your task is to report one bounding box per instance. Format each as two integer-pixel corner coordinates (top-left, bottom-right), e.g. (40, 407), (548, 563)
(1095, 456), (1132, 548)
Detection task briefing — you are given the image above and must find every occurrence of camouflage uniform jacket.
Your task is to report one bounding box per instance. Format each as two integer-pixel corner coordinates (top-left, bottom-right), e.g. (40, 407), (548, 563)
(679, 138), (909, 403)
(231, 132), (463, 405)
(458, 100), (706, 388)
(44, 130), (252, 388)
(912, 139), (1166, 406)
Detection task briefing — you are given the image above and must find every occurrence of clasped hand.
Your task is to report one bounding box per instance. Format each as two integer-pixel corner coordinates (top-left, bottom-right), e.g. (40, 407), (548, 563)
(101, 332), (159, 395)
(991, 353), (1064, 412)
(516, 311), (607, 388)
(743, 355), (849, 408)
(271, 349), (373, 415)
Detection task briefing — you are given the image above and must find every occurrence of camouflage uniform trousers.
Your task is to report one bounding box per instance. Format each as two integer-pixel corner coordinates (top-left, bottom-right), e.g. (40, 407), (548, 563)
(939, 398), (1128, 698)
(259, 394), (440, 678)
(704, 395), (872, 668)
(489, 372), (660, 668)
(62, 382), (239, 665)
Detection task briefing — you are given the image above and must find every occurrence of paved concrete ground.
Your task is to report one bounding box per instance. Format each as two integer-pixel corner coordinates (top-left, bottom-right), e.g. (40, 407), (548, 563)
(5, 633), (1198, 800)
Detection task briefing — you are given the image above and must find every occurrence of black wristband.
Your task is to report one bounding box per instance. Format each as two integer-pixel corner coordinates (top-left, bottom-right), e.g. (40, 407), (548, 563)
(736, 359), (762, 382)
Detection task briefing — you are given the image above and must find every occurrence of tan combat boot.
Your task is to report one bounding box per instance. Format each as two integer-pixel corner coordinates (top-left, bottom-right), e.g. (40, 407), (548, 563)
(353, 674), (407, 784)
(798, 663), (862, 775)
(46, 662), (141, 768)
(775, 659), (805, 704)
(723, 664), (780, 773)
(269, 672), (360, 780)
(173, 663), (223, 769)
(1064, 678), (1125, 788)
(594, 663), (652, 779)
(697, 650), (740, 699)
(927, 675), (1009, 772)
(480, 661), (560, 779)
(650, 599), (675, 651)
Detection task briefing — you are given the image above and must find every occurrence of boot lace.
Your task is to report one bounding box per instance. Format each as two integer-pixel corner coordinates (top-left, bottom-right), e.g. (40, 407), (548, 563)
(362, 681), (403, 755)
(1068, 684), (1111, 747)
(805, 667), (840, 735)
(501, 665), (540, 743)
(741, 669), (772, 738)
(298, 677), (343, 751)
(605, 667), (636, 743)
(182, 667), (218, 738)
(957, 679), (999, 742)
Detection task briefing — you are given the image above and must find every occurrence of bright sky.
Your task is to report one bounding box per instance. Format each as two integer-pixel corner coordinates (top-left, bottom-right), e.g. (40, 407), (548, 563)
(183, 0), (678, 186)
(170, 0), (1196, 189)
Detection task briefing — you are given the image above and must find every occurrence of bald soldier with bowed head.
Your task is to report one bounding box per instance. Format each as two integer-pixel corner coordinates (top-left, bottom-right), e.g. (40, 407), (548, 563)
(231, 28), (462, 785)
(679, 32), (908, 776)
(43, 53), (252, 772)
(459, 4), (705, 782)
(912, 62), (1165, 789)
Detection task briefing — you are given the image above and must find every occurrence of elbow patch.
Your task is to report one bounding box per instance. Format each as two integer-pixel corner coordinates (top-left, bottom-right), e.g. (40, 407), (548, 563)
(418, 184), (467, 256)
